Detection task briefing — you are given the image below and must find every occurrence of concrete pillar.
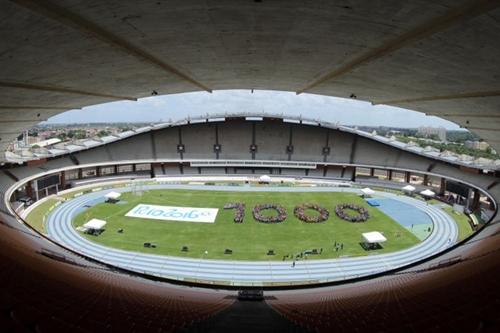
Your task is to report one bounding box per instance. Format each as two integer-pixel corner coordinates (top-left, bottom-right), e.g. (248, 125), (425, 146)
(465, 188), (473, 209)
(60, 171), (66, 190)
(387, 169), (393, 181)
(114, 165), (118, 174)
(471, 189), (481, 211)
(405, 172), (411, 183)
(78, 168), (83, 179)
(370, 168), (375, 177)
(439, 178), (446, 195)
(423, 174), (429, 186)
(26, 181), (34, 200)
(96, 166), (101, 177)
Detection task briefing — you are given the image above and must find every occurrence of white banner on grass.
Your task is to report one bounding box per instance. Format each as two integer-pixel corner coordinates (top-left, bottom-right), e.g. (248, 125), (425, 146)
(125, 204), (218, 223)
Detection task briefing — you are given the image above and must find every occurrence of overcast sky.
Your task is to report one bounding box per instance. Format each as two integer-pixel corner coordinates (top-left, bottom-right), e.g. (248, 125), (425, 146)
(46, 90), (461, 129)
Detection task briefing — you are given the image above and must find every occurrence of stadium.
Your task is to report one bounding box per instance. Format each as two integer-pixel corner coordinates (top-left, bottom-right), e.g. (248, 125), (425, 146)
(1, 1), (500, 332)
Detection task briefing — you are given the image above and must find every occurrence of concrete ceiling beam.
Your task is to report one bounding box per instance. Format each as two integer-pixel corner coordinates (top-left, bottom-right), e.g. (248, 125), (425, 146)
(0, 81), (137, 101)
(375, 90), (500, 105)
(9, 0), (213, 93)
(296, 0), (500, 94)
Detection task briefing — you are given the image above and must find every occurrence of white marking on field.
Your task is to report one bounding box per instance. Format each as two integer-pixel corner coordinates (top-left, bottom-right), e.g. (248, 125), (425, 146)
(125, 204), (218, 223)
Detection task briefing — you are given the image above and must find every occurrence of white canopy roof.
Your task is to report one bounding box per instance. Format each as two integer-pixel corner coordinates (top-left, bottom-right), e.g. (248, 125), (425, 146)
(83, 218), (107, 230)
(420, 189), (436, 197)
(361, 188), (375, 195)
(402, 185), (416, 192)
(259, 175), (271, 182)
(362, 231), (387, 244)
(105, 191), (121, 200)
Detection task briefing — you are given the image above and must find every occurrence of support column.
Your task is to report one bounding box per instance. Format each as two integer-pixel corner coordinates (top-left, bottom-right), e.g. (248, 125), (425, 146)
(387, 170), (393, 181)
(464, 188), (472, 210)
(405, 171), (411, 183)
(114, 165), (118, 174)
(439, 178), (446, 195)
(471, 189), (481, 211)
(96, 166), (101, 177)
(370, 168), (375, 177)
(26, 181), (34, 200)
(423, 174), (429, 186)
(78, 168), (83, 179)
(60, 171), (66, 190)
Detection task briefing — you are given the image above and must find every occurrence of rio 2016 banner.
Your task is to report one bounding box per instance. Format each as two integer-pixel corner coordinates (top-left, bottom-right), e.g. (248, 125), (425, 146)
(126, 204), (219, 223)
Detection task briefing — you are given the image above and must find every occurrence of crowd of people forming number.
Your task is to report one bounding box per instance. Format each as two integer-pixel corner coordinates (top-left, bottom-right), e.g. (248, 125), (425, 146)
(224, 202), (370, 223)
(223, 203), (245, 223)
(293, 203), (329, 223)
(252, 204), (287, 223)
(335, 203), (370, 222)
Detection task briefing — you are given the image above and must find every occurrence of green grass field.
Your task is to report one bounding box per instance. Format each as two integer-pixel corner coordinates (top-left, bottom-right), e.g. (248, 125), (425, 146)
(25, 198), (59, 234)
(72, 189), (420, 260)
(442, 206), (473, 241)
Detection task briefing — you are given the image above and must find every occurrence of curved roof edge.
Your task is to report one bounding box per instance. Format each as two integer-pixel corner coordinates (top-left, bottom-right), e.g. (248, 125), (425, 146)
(5, 112), (499, 172)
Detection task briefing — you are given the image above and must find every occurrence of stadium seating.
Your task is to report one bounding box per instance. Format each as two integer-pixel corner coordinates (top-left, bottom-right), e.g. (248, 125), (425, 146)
(291, 124), (326, 162)
(182, 123), (218, 160)
(0, 206), (234, 333)
(76, 145), (113, 165)
(6, 166), (43, 181)
(268, 230), (500, 332)
(218, 121), (253, 160)
(152, 128), (182, 160)
(41, 156), (76, 170)
(107, 133), (154, 161)
(254, 121), (289, 160)
(1, 118), (499, 332)
(327, 130), (356, 164)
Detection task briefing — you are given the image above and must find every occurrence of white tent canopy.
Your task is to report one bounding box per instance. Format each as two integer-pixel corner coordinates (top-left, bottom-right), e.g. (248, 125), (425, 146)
(420, 189), (435, 197)
(362, 231), (387, 244)
(259, 175), (271, 182)
(361, 188), (375, 196)
(104, 191), (121, 200)
(83, 218), (107, 230)
(402, 184), (416, 192)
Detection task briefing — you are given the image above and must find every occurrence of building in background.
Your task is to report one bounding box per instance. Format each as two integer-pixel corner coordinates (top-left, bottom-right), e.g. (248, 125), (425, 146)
(465, 140), (490, 151)
(417, 126), (447, 142)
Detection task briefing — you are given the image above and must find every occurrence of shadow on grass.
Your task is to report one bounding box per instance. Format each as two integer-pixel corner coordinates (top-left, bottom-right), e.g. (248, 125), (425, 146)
(359, 242), (383, 251)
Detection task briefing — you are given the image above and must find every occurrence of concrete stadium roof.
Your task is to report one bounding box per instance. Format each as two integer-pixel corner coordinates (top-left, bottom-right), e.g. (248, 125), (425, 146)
(1, 0), (500, 159)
